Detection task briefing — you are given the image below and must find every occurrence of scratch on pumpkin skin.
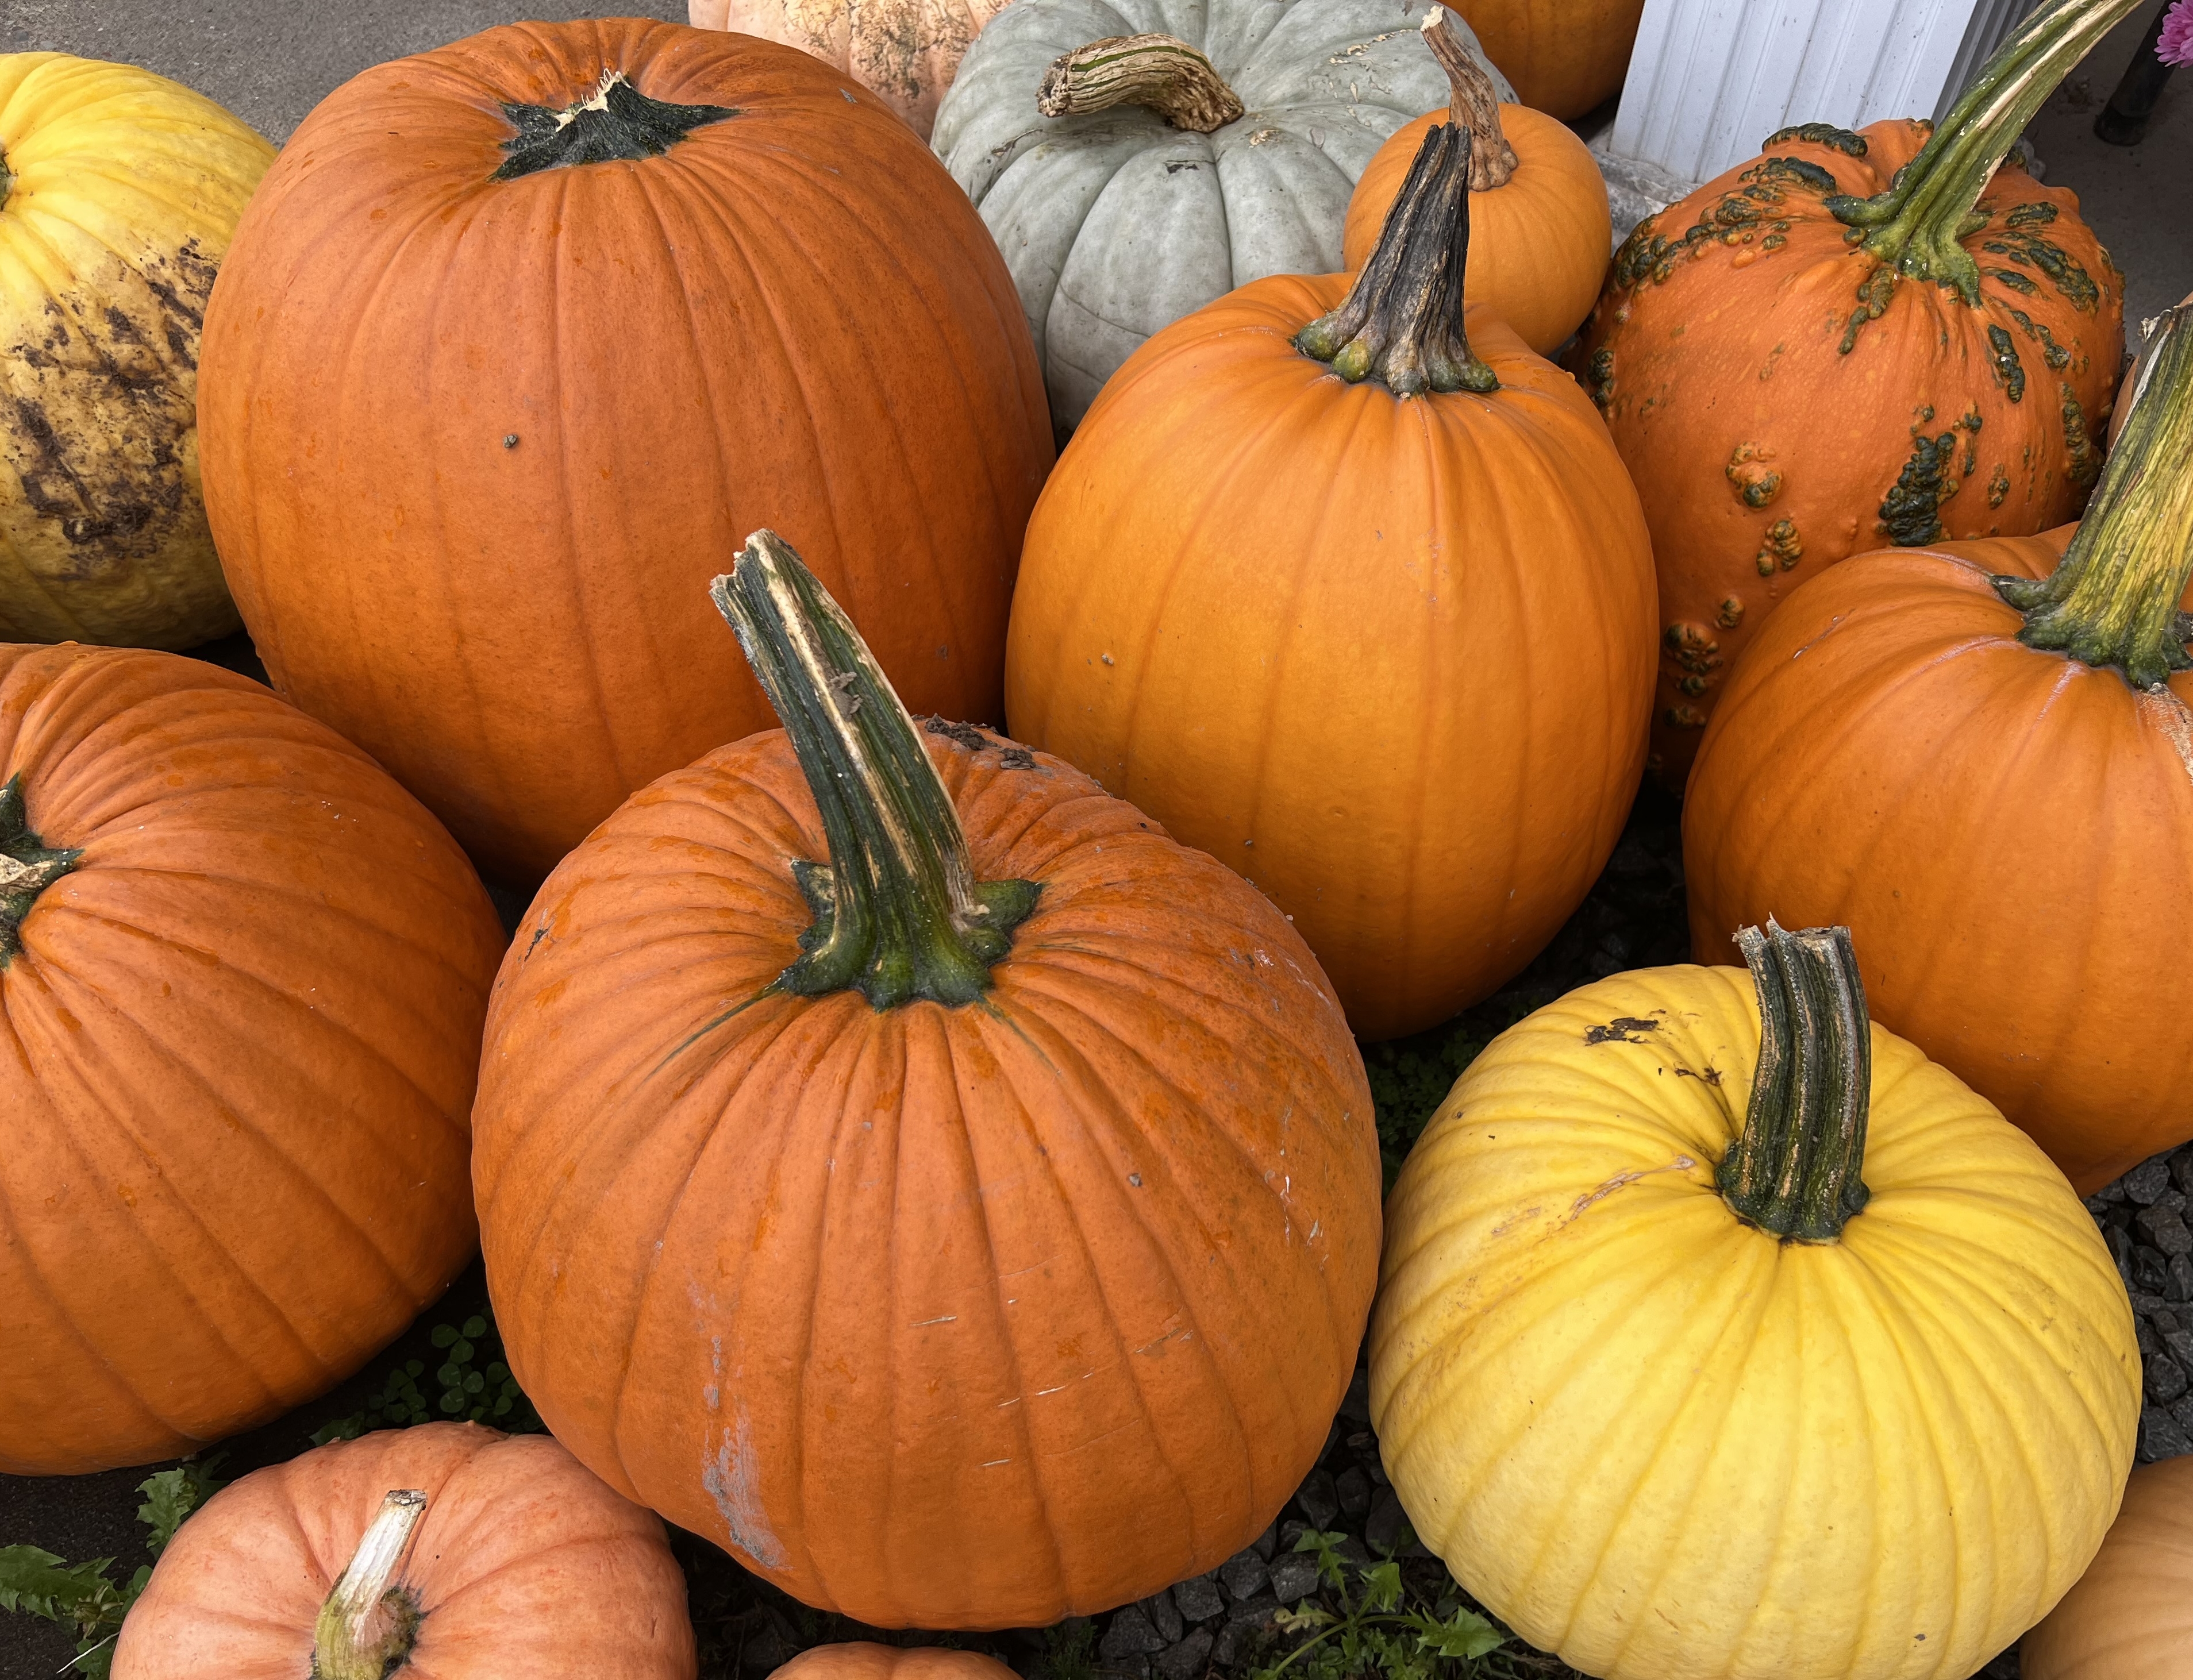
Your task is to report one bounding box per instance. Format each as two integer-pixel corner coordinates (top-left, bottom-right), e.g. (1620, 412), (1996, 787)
(704, 1407), (786, 1570)
(1563, 1157), (1699, 1223)
(2141, 687), (2193, 792)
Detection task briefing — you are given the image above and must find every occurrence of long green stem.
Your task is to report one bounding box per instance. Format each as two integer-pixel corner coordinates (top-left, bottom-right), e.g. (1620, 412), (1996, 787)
(310, 1490), (426, 1680)
(709, 531), (1040, 1011)
(0, 775), (81, 969)
(1718, 922), (1872, 1243)
(1828, 0), (2143, 304)
(1997, 303), (2193, 684)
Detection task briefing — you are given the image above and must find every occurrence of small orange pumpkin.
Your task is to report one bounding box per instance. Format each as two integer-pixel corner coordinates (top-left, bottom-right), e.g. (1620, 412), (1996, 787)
(774, 1647), (1018, 1680)
(1342, 10), (1609, 354)
(2021, 1454), (2193, 1680)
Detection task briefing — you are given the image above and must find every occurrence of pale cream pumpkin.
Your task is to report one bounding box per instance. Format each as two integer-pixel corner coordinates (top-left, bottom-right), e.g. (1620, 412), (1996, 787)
(688, 0), (1006, 137)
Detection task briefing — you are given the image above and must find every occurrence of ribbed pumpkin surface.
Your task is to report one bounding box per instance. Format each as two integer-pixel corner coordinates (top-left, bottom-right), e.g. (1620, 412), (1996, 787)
(2021, 1455), (2193, 1680)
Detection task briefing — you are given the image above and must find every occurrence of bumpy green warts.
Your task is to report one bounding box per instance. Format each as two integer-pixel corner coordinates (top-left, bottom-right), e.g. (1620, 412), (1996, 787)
(1613, 155), (1832, 289)
(1878, 429), (1961, 544)
(1987, 326), (2027, 401)
(1763, 122), (1868, 156)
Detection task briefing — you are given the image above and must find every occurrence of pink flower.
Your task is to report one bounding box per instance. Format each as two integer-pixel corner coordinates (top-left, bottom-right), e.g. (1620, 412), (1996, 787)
(2162, 0), (2193, 67)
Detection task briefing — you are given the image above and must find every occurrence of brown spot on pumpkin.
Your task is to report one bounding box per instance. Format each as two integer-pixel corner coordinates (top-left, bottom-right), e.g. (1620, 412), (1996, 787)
(1987, 463), (2011, 507)
(1753, 518), (1802, 576)
(1663, 703), (1707, 730)
(1673, 1064), (1723, 1086)
(998, 747), (1036, 770)
(1725, 442), (1783, 507)
(1717, 596), (1745, 629)
(921, 716), (991, 753)
(1584, 1016), (1659, 1045)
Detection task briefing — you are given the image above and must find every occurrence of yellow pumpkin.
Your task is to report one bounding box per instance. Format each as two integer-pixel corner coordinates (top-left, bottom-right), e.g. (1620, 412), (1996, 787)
(0, 54), (272, 649)
(1372, 922), (2138, 1680)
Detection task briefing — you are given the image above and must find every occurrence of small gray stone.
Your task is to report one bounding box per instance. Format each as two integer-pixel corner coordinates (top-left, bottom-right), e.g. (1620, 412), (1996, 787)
(2127, 1158), (2174, 1204)
(1252, 1522), (1278, 1562)
(2157, 1313), (2193, 1370)
(2136, 1246), (2172, 1294)
(2141, 1317), (2162, 1361)
(1218, 1551), (1268, 1602)
(1153, 1627), (1214, 1680)
(1365, 1486), (1413, 1555)
(2148, 1352), (2190, 1406)
(2172, 1149), (2193, 1197)
(1268, 1551), (1322, 1605)
(1340, 1370), (1372, 1424)
(2139, 1405), (2193, 1462)
(1213, 1601), (1278, 1669)
(2177, 1391), (2193, 1434)
(1335, 1466), (1373, 1519)
(2135, 1293), (2171, 1314)
(2171, 1253), (2193, 1303)
(1226, 1593), (1280, 1629)
(1142, 1591), (1185, 1645)
(1102, 1606), (1168, 1661)
(2137, 1204), (2193, 1257)
(1172, 1573), (1225, 1623)
(1294, 1469), (1340, 1529)
(2096, 1174), (2131, 1204)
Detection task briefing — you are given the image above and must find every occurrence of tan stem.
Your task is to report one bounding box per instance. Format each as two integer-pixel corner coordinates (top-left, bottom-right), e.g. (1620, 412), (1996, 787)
(310, 1490), (426, 1680)
(1420, 9), (1518, 189)
(1037, 34), (1245, 133)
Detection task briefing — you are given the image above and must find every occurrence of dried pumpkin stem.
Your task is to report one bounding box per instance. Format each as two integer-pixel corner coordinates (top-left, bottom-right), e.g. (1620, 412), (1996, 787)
(1295, 122), (1497, 396)
(0, 144), (13, 209)
(1037, 34), (1245, 133)
(310, 1489), (426, 1680)
(1419, 9), (1518, 191)
(1998, 302), (2193, 686)
(491, 68), (738, 182)
(0, 774), (81, 970)
(1828, 0), (2144, 306)
(709, 531), (1040, 1011)
(1717, 921), (1871, 1243)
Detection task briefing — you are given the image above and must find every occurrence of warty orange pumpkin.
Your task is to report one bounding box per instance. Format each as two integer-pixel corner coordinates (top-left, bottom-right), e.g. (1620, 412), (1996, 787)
(197, 19), (1051, 882)
(1571, 0), (2133, 787)
(2021, 1454), (2193, 1680)
(1341, 10), (1610, 355)
(687, 0), (1005, 137)
(0, 643), (504, 1474)
(112, 1423), (696, 1678)
(1004, 118), (1655, 1039)
(1683, 301), (2193, 1193)
(471, 532), (1381, 1628)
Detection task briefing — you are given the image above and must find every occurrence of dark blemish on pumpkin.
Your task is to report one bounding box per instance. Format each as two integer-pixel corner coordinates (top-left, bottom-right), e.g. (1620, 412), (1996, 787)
(1838, 264), (1898, 353)
(1877, 429), (1960, 545)
(1989, 267), (2038, 295)
(2005, 202), (2059, 228)
(1128, 1173), (1142, 1186)
(2061, 383), (2099, 487)
(526, 925), (553, 957)
(1986, 325), (2026, 402)
(1673, 1065), (1724, 1086)
(1979, 230), (2100, 313)
(2006, 307), (2072, 369)
(922, 716), (991, 753)
(1717, 596), (1745, 629)
(1988, 463), (2011, 507)
(998, 747), (1036, 770)
(1762, 121), (1867, 156)
(1725, 442), (1783, 508)
(1753, 517), (1802, 576)
(841, 88), (857, 103)
(1663, 703), (1707, 730)
(1164, 161), (1201, 174)
(503, 433), (520, 448)
(1584, 1017), (1660, 1045)
(1587, 346), (1614, 412)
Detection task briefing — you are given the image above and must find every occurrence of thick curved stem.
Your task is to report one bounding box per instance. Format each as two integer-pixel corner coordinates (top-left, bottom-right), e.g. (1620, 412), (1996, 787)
(1717, 922), (1872, 1243)
(709, 531), (1040, 1011)
(0, 775), (81, 970)
(1827, 0), (2144, 305)
(1296, 122), (1497, 397)
(310, 1490), (426, 1680)
(491, 70), (738, 181)
(1419, 9), (1518, 191)
(1996, 302), (2193, 685)
(1037, 34), (1245, 133)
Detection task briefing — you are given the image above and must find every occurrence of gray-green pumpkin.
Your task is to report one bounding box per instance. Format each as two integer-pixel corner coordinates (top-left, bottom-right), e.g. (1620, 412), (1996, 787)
(932, 0), (1514, 433)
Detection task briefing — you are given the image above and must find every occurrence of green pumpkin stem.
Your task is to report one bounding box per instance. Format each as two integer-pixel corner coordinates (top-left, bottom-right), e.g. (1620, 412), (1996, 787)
(491, 70), (738, 182)
(1718, 921), (1872, 1243)
(1827, 0), (2144, 307)
(1996, 303), (2193, 685)
(709, 531), (1039, 1011)
(1036, 34), (1245, 133)
(309, 1489), (426, 1680)
(0, 774), (82, 970)
(1295, 121), (1498, 398)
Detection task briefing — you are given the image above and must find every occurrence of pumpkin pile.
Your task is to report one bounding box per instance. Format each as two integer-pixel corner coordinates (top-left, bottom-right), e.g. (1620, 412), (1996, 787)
(5, 0), (2189, 1675)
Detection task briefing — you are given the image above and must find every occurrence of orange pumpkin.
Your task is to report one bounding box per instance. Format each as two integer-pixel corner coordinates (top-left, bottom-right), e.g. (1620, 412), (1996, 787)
(0, 644), (503, 1474)
(113, 1423), (696, 1678)
(1342, 10), (1609, 354)
(198, 19), (1051, 883)
(1572, 0), (2130, 787)
(774, 1647), (1018, 1680)
(1442, 0), (1646, 119)
(687, 0), (1006, 137)
(1004, 120), (1655, 1039)
(472, 533), (1380, 1627)
(1683, 300), (2193, 1193)
(2021, 1455), (2193, 1680)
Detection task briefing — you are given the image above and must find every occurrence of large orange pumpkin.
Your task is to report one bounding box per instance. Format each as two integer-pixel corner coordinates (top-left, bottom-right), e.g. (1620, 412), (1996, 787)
(1341, 10), (1609, 353)
(1004, 120), (1655, 1039)
(198, 19), (1051, 882)
(1572, 0), (2131, 787)
(1442, 0), (1646, 119)
(687, 0), (1006, 137)
(774, 1647), (1017, 1680)
(472, 533), (1380, 1629)
(2021, 1455), (2193, 1680)
(0, 644), (504, 1474)
(113, 1423), (696, 1678)
(1683, 300), (2193, 1193)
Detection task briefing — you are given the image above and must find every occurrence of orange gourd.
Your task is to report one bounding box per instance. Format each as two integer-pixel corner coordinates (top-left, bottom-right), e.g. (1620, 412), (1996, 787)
(1442, 0), (1646, 119)
(113, 1424), (696, 1678)
(198, 19), (1050, 882)
(1005, 120), (1654, 1039)
(1572, 0), (2132, 787)
(0, 644), (503, 1474)
(774, 1648), (1017, 1680)
(1683, 302), (2193, 1193)
(471, 533), (1380, 1628)
(687, 0), (1005, 137)
(2021, 1455), (2193, 1680)
(1342, 11), (1609, 354)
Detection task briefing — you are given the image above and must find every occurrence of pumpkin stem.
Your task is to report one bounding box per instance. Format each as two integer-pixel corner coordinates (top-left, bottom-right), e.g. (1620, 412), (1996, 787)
(1295, 122), (1498, 396)
(0, 774), (82, 970)
(1037, 34), (1245, 133)
(1996, 302), (2193, 685)
(491, 69), (738, 182)
(1825, 0), (2142, 312)
(1717, 921), (1872, 1244)
(309, 1489), (426, 1680)
(1419, 9), (1518, 191)
(709, 531), (1040, 1011)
